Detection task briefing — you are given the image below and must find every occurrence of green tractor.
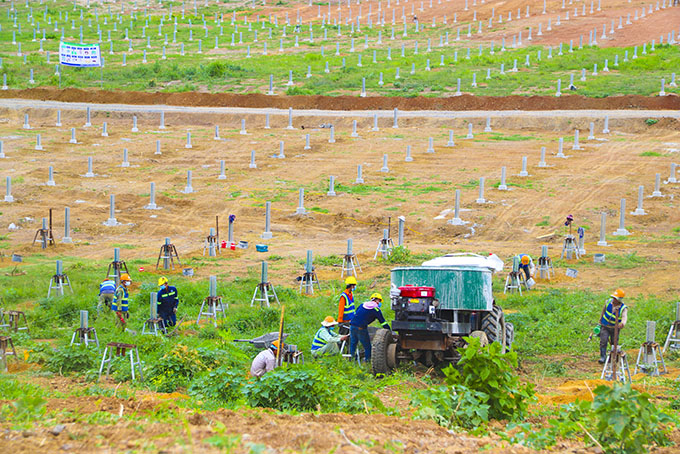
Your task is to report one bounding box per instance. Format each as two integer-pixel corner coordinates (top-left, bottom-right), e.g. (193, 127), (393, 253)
(371, 253), (514, 375)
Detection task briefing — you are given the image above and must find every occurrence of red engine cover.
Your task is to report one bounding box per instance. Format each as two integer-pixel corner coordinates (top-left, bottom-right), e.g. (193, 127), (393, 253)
(398, 286), (435, 298)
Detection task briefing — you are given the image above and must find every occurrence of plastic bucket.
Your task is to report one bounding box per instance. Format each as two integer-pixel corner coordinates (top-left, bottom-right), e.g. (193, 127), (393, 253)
(182, 268), (194, 277)
(593, 253), (605, 263)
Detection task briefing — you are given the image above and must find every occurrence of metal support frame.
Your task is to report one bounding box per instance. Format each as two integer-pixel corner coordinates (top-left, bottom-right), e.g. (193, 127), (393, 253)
(156, 243), (181, 270)
(142, 317), (166, 336)
(250, 282), (280, 307)
(374, 237), (395, 260)
(341, 254), (362, 277)
(98, 342), (143, 381)
(561, 234), (581, 259)
(503, 270), (526, 294)
(0, 336), (17, 372)
(197, 296), (227, 326)
(203, 234), (219, 256)
(32, 209), (56, 249)
(537, 256), (555, 279)
(70, 327), (100, 348)
(601, 347), (632, 383)
(0, 310), (29, 333)
(634, 341), (667, 376)
(106, 260), (130, 285)
(299, 271), (321, 295)
(48, 273), (73, 297)
(663, 320), (680, 353)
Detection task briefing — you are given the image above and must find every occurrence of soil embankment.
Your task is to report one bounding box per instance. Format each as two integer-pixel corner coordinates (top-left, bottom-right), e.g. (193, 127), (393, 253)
(1, 88), (679, 111)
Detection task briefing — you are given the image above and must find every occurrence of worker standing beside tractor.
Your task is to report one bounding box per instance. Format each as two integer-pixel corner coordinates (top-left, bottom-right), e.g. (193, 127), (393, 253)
(157, 277), (179, 330)
(311, 316), (348, 357)
(338, 276), (357, 325)
(349, 293), (391, 363)
(598, 288), (628, 364)
(111, 273), (132, 330)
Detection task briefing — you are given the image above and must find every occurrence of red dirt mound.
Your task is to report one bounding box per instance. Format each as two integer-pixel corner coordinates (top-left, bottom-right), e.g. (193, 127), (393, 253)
(1, 88), (679, 110)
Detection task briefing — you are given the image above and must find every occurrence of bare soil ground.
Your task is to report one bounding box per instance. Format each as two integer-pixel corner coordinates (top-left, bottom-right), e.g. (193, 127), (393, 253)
(1, 104), (679, 298)
(2, 88), (680, 110)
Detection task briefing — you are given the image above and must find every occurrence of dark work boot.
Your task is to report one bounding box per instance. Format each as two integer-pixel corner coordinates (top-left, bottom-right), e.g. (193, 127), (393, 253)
(598, 347), (607, 364)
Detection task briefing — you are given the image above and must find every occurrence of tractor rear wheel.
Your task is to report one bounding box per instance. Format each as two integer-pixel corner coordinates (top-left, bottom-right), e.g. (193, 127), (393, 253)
(505, 322), (515, 350)
(481, 305), (508, 352)
(372, 329), (395, 376)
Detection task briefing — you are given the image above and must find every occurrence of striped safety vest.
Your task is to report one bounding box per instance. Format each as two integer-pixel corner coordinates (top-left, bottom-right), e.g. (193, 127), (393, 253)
(311, 328), (331, 351)
(339, 291), (355, 322)
(601, 299), (626, 327)
(112, 285), (129, 312)
(99, 280), (116, 294)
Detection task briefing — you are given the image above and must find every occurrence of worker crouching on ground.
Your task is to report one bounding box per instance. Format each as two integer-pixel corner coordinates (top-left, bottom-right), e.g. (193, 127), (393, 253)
(311, 316), (348, 357)
(98, 278), (116, 314)
(157, 276), (179, 330)
(518, 254), (534, 281)
(349, 293), (391, 363)
(250, 340), (281, 378)
(598, 288), (628, 364)
(112, 273), (132, 330)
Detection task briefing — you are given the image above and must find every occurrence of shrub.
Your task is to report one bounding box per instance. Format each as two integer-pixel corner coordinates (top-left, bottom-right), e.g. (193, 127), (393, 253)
(591, 384), (672, 453)
(188, 366), (246, 404)
(445, 337), (535, 421)
(46, 346), (99, 374)
(243, 364), (329, 411)
(412, 336), (535, 429)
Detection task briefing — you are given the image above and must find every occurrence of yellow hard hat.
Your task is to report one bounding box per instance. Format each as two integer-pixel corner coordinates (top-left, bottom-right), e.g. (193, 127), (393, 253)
(158, 276), (169, 286)
(521, 255), (530, 265)
(611, 288), (625, 299)
(322, 316), (338, 327)
(270, 340), (282, 350)
(120, 273), (131, 282)
(370, 292), (383, 302)
(345, 276), (357, 286)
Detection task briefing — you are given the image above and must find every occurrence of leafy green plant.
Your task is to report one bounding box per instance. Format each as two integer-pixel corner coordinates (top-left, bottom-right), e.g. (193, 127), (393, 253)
(412, 337), (534, 430)
(591, 384), (672, 453)
(411, 384), (489, 430)
(243, 364), (330, 411)
(46, 346), (99, 374)
(188, 366), (246, 405)
(0, 395), (47, 427)
(644, 118), (659, 126)
(443, 337), (535, 421)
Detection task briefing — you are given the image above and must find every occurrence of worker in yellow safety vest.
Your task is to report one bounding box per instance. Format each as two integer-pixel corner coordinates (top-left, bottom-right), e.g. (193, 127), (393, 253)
(598, 288), (628, 364)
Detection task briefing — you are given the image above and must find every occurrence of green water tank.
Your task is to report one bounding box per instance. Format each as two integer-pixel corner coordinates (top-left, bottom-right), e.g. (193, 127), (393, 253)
(391, 266), (493, 311)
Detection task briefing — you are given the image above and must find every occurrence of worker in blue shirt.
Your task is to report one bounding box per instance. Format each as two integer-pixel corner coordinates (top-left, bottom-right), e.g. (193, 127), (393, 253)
(349, 293), (390, 363)
(157, 277), (179, 330)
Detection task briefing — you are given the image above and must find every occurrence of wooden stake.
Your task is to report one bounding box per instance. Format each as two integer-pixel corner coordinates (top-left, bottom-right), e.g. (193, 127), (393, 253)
(276, 305), (285, 366)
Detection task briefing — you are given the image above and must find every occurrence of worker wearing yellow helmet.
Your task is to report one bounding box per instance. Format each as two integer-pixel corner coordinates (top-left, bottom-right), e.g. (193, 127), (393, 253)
(157, 276), (179, 331)
(250, 339), (282, 378)
(337, 276), (358, 325)
(598, 288), (628, 364)
(349, 292), (391, 363)
(112, 273), (132, 330)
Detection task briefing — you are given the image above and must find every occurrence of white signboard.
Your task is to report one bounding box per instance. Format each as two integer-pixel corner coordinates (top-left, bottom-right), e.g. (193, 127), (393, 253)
(59, 42), (101, 67)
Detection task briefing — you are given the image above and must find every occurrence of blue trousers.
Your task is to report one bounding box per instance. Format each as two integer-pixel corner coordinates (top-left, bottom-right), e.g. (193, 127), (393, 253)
(349, 325), (372, 361)
(159, 311), (176, 329)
